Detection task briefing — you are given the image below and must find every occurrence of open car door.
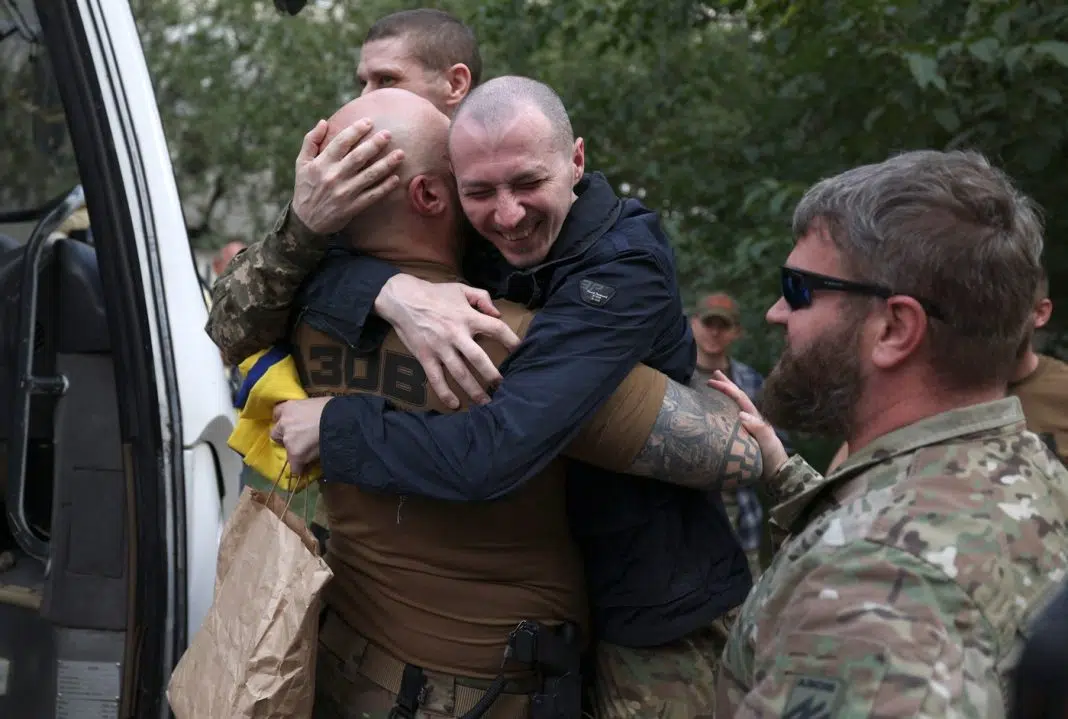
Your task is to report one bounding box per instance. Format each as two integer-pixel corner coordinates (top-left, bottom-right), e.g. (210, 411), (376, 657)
(0, 1), (240, 716)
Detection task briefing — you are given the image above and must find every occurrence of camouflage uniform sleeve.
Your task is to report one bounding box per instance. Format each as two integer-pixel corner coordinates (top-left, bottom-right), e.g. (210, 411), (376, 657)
(738, 541), (1000, 718)
(759, 454), (829, 554)
(205, 203), (333, 365)
(765, 453), (825, 506)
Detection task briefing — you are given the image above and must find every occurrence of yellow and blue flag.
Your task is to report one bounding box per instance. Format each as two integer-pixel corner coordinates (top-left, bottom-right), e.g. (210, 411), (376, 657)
(227, 346), (321, 492)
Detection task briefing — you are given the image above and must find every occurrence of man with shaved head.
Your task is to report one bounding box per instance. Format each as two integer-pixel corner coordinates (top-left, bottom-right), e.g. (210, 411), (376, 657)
(273, 88), (761, 718)
(445, 76), (581, 269)
(255, 76), (755, 717)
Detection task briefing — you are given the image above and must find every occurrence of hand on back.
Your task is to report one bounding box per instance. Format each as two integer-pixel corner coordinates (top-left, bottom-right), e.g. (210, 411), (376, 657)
(377, 274), (521, 410)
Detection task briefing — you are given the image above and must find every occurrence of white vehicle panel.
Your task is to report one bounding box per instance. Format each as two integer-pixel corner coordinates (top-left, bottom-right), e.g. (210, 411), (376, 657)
(79, 0), (240, 639)
(183, 444), (225, 635)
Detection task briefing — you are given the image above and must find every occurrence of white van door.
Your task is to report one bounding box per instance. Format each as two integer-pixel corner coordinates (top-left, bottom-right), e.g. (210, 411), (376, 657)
(52, 0), (245, 673)
(0, 1), (239, 716)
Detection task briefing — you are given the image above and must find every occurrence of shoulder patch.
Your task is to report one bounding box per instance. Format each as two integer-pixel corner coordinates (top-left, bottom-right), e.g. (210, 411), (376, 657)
(579, 279), (616, 307)
(782, 676), (843, 719)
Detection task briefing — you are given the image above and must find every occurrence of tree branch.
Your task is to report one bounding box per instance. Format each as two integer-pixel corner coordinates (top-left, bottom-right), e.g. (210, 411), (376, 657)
(186, 172), (227, 240)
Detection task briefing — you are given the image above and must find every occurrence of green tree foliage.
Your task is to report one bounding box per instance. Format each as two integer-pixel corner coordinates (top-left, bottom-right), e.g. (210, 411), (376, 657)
(0, 10), (80, 213)
(129, 0), (1067, 462)
(736, 0), (1068, 357)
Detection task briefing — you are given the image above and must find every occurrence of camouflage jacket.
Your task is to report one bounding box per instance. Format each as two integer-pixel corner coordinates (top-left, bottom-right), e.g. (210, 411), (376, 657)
(716, 397), (1068, 718)
(205, 204), (335, 366)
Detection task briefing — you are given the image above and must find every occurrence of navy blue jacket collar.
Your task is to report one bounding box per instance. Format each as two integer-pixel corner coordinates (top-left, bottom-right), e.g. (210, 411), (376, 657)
(545, 172), (621, 264)
(471, 172), (621, 307)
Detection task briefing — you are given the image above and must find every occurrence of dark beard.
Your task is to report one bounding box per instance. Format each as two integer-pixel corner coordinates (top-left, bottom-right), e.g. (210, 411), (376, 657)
(760, 315), (866, 439)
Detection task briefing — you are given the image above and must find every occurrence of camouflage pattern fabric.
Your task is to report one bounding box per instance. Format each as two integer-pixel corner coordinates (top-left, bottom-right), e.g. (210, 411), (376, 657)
(720, 489), (763, 580)
(240, 463), (323, 528)
(313, 663), (399, 719)
(313, 655), (472, 719)
(313, 660), (531, 719)
(591, 614), (737, 719)
(314, 611), (533, 719)
(206, 203), (333, 366)
(717, 397), (1068, 717)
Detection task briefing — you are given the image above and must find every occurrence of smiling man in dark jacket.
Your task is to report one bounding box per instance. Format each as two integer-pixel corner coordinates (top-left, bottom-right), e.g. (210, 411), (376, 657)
(213, 76), (754, 717)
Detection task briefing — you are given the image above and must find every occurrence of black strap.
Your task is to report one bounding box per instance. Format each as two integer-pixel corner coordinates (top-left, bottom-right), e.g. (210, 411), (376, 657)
(461, 621), (582, 719)
(389, 664), (427, 719)
(509, 621), (578, 675)
(459, 675), (510, 719)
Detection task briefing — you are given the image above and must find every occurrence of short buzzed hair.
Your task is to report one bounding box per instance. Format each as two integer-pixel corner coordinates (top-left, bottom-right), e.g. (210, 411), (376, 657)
(1037, 265), (1049, 302)
(451, 75), (574, 154)
(365, 9), (482, 87)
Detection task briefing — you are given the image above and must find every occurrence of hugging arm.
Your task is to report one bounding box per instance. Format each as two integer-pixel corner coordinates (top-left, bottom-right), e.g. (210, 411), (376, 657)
(564, 370), (763, 490)
(626, 379), (763, 490)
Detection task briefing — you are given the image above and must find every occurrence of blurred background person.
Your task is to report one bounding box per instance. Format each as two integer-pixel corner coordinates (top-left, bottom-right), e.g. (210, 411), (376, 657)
(1009, 265), (1067, 465)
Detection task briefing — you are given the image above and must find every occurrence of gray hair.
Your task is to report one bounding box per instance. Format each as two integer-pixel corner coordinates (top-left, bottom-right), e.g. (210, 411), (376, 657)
(793, 149), (1044, 388)
(450, 75), (574, 153)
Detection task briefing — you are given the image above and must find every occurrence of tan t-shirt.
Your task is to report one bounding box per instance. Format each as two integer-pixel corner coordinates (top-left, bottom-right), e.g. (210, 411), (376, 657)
(293, 261), (667, 679)
(1010, 353), (1068, 464)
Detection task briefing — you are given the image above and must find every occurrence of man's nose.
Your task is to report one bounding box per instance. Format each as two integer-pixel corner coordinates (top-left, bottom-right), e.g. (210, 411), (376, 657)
(766, 297), (790, 325)
(494, 194), (526, 229)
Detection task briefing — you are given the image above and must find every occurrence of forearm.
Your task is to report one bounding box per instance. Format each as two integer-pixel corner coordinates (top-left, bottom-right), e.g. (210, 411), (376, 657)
(626, 380), (762, 490)
(318, 392), (587, 501)
(205, 203), (333, 365)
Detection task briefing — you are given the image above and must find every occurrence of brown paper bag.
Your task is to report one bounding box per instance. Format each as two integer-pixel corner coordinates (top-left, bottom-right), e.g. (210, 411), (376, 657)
(167, 479), (333, 718)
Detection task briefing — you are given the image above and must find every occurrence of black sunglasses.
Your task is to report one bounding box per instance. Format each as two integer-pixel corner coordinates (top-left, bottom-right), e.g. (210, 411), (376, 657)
(780, 266), (945, 321)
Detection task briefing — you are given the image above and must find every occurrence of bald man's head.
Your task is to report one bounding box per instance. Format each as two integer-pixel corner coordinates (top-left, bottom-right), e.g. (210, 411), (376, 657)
(326, 88), (452, 192)
(323, 89), (461, 266)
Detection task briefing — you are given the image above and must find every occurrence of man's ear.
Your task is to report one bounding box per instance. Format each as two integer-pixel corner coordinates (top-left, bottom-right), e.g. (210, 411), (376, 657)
(571, 137), (585, 185)
(1035, 297), (1054, 330)
(409, 175), (449, 216)
(870, 296), (929, 370)
(443, 63), (472, 111)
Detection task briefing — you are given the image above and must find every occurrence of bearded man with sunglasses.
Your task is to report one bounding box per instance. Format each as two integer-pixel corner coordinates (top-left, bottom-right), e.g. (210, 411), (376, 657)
(708, 149), (1068, 717)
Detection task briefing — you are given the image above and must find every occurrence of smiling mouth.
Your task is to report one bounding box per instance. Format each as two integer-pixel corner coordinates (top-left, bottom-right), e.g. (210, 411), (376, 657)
(499, 220), (541, 243)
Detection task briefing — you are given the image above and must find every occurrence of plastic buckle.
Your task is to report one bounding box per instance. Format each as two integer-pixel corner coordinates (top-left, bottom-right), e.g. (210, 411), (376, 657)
(506, 620), (539, 666)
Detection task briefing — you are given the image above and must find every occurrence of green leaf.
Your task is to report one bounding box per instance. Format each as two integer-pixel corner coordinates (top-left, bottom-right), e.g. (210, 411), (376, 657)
(1004, 45), (1029, 71)
(1036, 87), (1063, 105)
(968, 37), (999, 64)
(938, 41), (962, 61)
(904, 52), (947, 92)
(1032, 41), (1068, 69)
(933, 107), (961, 133)
(992, 11), (1012, 41)
(863, 106), (886, 131)
(769, 187), (792, 216)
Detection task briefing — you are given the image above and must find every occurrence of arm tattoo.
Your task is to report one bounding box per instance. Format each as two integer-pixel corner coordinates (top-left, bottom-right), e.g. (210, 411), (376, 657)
(627, 379), (763, 491)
